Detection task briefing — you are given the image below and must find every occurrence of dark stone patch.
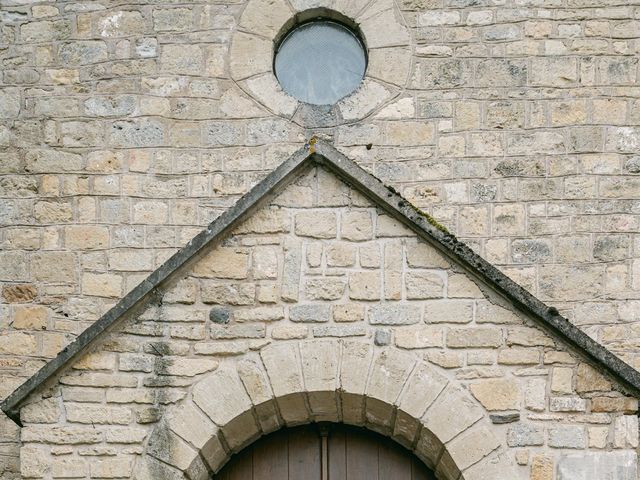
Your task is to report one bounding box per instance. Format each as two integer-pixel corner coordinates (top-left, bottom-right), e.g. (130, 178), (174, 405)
(209, 307), (231, 324)
(490, 412), (520, 424)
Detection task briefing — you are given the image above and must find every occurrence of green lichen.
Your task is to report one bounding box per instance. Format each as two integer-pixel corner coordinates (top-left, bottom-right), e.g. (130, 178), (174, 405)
(384, 184), (451, 235)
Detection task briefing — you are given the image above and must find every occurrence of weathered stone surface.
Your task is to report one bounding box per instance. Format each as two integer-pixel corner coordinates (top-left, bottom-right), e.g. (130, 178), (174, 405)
(470, 378), (520, 410)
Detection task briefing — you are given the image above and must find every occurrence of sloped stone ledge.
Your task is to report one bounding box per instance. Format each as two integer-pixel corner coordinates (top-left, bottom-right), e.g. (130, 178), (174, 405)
(134, 340), (517, 480)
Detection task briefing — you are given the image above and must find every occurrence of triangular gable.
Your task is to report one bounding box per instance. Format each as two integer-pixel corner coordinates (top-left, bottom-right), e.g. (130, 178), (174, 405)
(3, 139), (640, 424)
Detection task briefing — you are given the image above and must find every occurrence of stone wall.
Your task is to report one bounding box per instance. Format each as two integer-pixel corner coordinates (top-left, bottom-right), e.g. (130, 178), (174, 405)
(14, 166), (640, 479)
(1, 0), (640, 477)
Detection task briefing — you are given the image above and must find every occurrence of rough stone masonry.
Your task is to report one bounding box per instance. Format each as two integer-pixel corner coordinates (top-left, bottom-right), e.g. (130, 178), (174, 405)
(1, 0), (640, 478)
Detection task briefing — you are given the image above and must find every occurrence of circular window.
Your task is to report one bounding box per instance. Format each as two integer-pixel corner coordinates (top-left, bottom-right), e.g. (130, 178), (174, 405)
(274, 20), (367, 106)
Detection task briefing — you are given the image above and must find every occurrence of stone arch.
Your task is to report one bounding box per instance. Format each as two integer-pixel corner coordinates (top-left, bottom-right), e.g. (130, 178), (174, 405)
(133, 340), (518, 480)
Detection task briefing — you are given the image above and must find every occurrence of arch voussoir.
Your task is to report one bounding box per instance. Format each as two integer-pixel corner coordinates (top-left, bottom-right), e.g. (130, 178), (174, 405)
(142, 340), (518, 480)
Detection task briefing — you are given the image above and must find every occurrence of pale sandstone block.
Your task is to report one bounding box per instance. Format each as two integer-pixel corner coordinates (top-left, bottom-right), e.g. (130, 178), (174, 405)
(341, 211), (373, 241)
(295, 211), (337, 238)
(304, 277), (346, 300)
(445, 425), (501, 471)
(397, 361), (448, 419)
(327, 243), (356, 267)
(469, 378), (521, 411)
(551, 367), (574, 394)
(395, 326), (443, 349)
(271, 324), (308, 339)
(193, 367), (253, 426)
(405, 271), (445, 299)
(147, 428), (199, 471)
(167, 402), (217, 450)
(333, 304), (364, 322)
(367, 349), (416, 405)
(340, 341), (374, 396)
(349, 271), (381, 300)
(192, 248), (249, 279)
(423, 384), (484, 443)
(300, 340), (339, 392)
(260, 343), (303, 397)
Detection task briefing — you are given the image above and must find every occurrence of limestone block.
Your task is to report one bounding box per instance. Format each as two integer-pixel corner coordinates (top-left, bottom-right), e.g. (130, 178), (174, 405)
(300, 340), (339, 392)
(147, 428), (199, 471)
(271, 324), (308, 339)
(368, 47), (412, 86)
(405, 271), (445, 299)
(21, 397), (60, 424)
(167, 403), (217, 451)
(398, 361), (448, 419)
(192, 248), (249, 279)
(234, 307), (284, 322)
(12, 306), (48, 330)
(424, 300), (473, 323)
(22, 426), (102, 445)
(261, 343), (303, 397)
(349, 271), (381, 300)
(327, 243), (357, 267)
(193, 367), (253, 426)
(367, 349), (416, 405)
(333, 304), (364, 322)
(464, 452), (519, 480)
(281, 238), (302, 301)
(395, 326), (443, 349)
(406, 241), (449, 269)
(340, 341), (373, 396)
(295, 211), (337, 238)
(305, 278), (346, 300)
(90, 457), (133, 479)
(369, 304), (421, 325)
(557, 451), (637, 480)
(338, 79), (393, 121)
(289, 304), (331, 322)
(237, 359), (274, 405)
(239, 0), (292, 38)
(524, 378), (547, 412)
(32, 251), (76, 283)
(201, 282), (255, 305)
(52, 457), (86, 478)
(0, 88), (21, 119)
(132, 455), (184, 480)
(445, 425), (500, 472)
(423, 384), (484, 443)
(548, 425), (586, 448)
(470, 378), (520, 410)
(236, 207), (289, 234)
(59, 41), (108, 65)
(0, 332), (38, 355)
(447, 328), (502, 348)
(614, 415), (639, 448)
(507, 423), (544, 447)
(230, 33), (271, 80)
(244, 74), (298, 117)
(341, 211), (373, 241)
(576, 363), (611, 393)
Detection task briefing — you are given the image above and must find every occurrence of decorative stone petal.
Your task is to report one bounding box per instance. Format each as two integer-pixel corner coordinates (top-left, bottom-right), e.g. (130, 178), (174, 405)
(230, 33), (272, 80)
(244, 73), (298, 117)
(337, 79), (394, 121)
(368, 47), (412, 86)
(239, 0), (292, 38)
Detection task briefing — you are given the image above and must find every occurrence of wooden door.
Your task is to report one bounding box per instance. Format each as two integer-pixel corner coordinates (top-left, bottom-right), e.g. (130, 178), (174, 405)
(214, 424), (437, 480)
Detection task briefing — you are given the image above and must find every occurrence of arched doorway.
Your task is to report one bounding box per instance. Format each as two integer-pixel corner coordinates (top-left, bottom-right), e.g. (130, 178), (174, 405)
(214, 424), (437, 480)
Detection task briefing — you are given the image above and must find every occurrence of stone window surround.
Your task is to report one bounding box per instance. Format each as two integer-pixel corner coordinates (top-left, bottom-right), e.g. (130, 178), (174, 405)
(230, 0), (412, 127)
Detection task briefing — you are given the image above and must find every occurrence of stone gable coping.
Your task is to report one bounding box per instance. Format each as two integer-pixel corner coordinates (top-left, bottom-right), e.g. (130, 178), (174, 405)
(2, 138), (640, 425)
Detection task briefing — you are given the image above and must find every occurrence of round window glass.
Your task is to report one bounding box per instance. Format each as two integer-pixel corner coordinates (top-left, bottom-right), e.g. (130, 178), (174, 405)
(274, 20), (367, 105)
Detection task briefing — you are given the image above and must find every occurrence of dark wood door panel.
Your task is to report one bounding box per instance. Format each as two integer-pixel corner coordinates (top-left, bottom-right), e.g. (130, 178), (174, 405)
(214, 424), (437, 480)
